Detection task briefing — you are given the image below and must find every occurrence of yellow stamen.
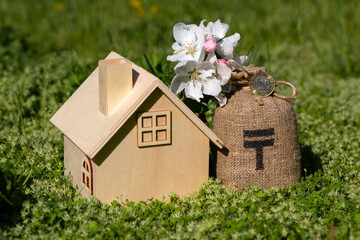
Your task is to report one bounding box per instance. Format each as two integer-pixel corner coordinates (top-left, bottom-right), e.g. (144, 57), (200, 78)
(190, 71), (200, 81)
(184, 41), (196, 56)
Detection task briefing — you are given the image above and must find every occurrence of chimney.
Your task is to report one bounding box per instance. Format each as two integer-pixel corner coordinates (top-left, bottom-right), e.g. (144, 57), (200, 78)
(98, 59), (133, 117)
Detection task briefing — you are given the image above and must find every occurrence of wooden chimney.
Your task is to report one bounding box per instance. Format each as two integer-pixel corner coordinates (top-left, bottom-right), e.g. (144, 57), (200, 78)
(98, 59), (133, 116)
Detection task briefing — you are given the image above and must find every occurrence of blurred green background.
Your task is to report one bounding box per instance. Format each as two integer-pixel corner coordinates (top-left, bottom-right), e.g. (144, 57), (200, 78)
(1, 0), (360, 239)
(2, 0), (359, 74)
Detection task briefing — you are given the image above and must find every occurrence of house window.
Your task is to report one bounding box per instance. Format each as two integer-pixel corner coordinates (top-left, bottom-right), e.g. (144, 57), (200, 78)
(81, 157), (93, 195)
(137, 110), (171, 147)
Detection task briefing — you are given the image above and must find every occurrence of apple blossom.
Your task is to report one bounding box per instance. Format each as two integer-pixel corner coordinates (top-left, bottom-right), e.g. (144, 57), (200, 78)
(171, 61), (221, 102)
(168, 19), (246, 107)
(216, 60), (232, 86)
(216, 33), (241, 59)
(200, 19), (241, 59)
(200, 19), (229, 40)
(167, 23), (205, 62)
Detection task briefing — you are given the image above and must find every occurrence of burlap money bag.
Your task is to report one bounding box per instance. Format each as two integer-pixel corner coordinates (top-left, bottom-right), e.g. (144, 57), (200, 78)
(213, 66), (301, 189)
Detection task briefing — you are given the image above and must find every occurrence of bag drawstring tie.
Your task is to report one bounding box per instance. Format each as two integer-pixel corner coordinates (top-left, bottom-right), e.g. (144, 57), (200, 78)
(229, 65), (297, 105)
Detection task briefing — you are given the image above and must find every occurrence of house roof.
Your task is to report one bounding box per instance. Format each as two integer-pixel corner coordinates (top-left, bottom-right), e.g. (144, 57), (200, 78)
(50, 51), (224, 159)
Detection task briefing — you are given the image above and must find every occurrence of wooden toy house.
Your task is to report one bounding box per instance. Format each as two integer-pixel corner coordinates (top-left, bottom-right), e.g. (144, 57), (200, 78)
(50, 51), (224, 203)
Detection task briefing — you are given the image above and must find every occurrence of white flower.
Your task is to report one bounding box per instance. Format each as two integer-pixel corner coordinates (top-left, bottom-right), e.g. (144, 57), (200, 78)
(170, 61), (221, 102)
(167, 23), (205, 62)
(167, 20), (244, 107)
(200, 19), (229, 40)
(216, 33), (241, 59)
(216, 60), (232, 86)
(200, 19), (241, 59)
(205, 52), (232, 86)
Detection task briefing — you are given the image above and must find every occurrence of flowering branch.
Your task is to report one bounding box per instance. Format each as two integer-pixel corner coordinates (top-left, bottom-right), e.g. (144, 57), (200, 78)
(167, 19), (249, 107)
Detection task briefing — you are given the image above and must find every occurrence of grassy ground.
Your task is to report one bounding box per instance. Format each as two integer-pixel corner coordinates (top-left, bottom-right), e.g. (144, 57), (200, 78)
(1, 0), (360, 239)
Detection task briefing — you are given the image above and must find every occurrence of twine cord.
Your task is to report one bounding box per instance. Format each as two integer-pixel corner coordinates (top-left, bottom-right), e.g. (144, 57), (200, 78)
(229, 66), (297, 102)
(273, 81), (298, 101)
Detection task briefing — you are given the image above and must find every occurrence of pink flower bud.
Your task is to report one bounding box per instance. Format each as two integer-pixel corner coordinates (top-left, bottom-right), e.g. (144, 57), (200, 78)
(204, 37), (217, 52)
(218, 59), (228, 66)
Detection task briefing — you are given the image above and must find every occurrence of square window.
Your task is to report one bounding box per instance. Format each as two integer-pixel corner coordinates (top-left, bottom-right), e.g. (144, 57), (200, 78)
(142, 131), (153, 142)
(156, 115), (167, 126)
(142, 116), (152, 128)
(137, 111), (171, 147)
(156, 130), (167, 141)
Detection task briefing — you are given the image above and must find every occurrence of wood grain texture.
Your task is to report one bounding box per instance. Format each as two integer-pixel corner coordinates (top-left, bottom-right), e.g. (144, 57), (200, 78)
(64, 136), (96, 197)
(93, 89), (209, 203)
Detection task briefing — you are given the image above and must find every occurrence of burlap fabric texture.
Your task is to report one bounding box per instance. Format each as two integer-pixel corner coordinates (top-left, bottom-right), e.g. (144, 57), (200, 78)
(213, 65), (301, 189)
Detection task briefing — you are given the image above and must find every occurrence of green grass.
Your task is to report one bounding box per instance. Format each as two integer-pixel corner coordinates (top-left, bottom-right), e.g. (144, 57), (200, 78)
(1, 0), (360, 239)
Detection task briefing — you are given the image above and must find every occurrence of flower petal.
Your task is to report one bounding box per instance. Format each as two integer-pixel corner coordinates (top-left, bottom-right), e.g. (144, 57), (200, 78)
(216, 33), (241, 59)
(199, 19), (207, 29)
(196, 62), (216, 77)
(185, 81), (203, 102)
(189, 24), (204, 41)
(201, 77), (222, 97)
(174, 61), (197, 74)
(212, 19), (229, 40)
(234, 55), (249, 65)
(205, 51), (217, 65)
(216, 63), (232, 85)
(205, 21), (214, 36)
(199, 19), (213, 39)
(225, 33), (241, 47)
(216, 39), (234, 59)
(167, 50), (187, 62)
(199, 70), (215, 78)
(173, 22), (196, 44)
(195, 61), (216, 72)
(215, 95), (227, 107)
(193, 46), (205, 62)
(172, 42), (183, 51)
(171, 74), (189, 94)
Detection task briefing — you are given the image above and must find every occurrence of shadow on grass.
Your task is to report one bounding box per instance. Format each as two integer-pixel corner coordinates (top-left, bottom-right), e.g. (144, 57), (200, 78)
(300, 145), (323, 178)
(0, 168), (34, 228)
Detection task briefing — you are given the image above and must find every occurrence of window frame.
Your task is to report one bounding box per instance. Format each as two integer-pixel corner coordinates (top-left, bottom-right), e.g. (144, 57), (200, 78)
(81, 157), (94, 195)
(137, 110), (171, 147)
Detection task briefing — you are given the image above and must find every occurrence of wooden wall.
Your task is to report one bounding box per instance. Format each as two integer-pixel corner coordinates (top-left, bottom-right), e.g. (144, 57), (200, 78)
(92, 88), (209, 203)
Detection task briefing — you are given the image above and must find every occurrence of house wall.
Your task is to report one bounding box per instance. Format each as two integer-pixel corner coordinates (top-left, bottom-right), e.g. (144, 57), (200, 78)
(93, 88), (209, 203)
(64, 136), (96, 198)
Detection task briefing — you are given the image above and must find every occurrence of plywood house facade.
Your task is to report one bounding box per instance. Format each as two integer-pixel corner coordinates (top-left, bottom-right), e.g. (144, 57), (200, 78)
(51, 52), (223, 203)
